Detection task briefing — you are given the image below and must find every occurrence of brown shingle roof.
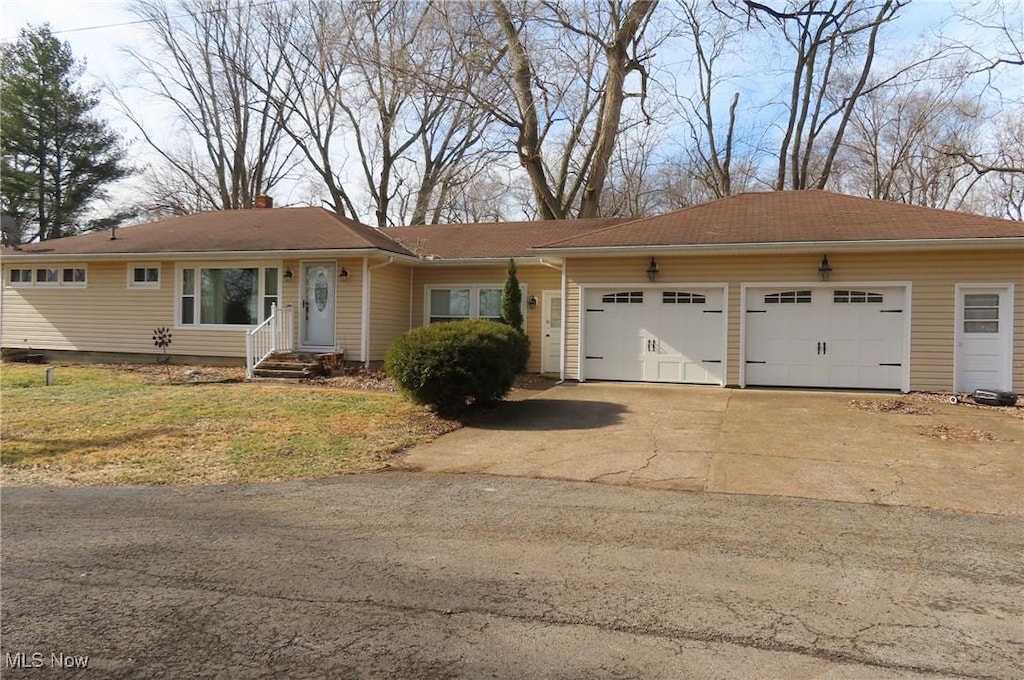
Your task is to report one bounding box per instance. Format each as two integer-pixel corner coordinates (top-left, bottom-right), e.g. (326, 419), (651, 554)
(535, 190), (1024, 251)
(380, 218), (625, 259)
(4, 207), (414, 257)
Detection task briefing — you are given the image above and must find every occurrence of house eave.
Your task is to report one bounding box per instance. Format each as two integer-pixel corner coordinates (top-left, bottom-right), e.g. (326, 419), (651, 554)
(529, 237), (1024, 257)
(413, 255), (560, 266)
(0, 248), (420, 263)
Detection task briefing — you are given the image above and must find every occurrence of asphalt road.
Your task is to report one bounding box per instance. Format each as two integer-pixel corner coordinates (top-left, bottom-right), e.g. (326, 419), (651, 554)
(2, 473), (1021, 679)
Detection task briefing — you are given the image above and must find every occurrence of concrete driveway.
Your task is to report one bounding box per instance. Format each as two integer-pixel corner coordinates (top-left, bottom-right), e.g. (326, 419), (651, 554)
(397, 383), (1023, 516)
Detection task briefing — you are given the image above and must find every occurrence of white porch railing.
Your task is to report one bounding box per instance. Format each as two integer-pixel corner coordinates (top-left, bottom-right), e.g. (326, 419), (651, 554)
(245, 303), (295, 379)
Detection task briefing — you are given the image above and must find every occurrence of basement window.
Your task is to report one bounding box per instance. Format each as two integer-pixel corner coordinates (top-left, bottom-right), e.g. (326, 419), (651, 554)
(764, 290), (811, 304)
(601, 291), (644, 304)
(662, 291), (706, 304)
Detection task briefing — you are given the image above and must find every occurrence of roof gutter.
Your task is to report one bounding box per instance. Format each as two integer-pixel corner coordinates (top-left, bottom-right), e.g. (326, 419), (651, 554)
(537, 259), (567, 382)
(412, 255), (561, 266)
(529, 237), (1024, 257)
(361, 256), (395, 367)
(1, 248), (421, 263)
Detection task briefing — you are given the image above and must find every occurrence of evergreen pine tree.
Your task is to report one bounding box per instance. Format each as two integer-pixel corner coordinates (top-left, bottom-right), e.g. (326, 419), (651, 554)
(1, 24), (131, 245)
(500, 258), (524, 330)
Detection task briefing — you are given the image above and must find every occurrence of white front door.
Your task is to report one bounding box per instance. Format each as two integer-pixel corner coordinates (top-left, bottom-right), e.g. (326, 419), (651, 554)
(744, 286), (906, 390)
(541, 291), (562, 374)
(955, 285), (1014, 392)
(301, 262), (336, 347)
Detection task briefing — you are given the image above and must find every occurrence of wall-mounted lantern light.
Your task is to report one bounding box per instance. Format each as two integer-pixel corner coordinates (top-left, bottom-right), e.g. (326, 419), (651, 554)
(646, 257), (659, 282)
(339, 266), (349, 280)
(818, 255), (833, 281)
(283, 269), (294, 280)
(528, 295), (538, 309)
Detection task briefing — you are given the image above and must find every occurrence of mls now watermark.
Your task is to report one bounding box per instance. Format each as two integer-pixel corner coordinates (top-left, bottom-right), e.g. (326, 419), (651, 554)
(5, 651), (90, 669)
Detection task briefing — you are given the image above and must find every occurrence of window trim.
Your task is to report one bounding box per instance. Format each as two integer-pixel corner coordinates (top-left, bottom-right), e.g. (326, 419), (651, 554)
(6, 265), (86, 288)
(128, 263), (162, 289)
(424, 283), (527, 328)
(175, 262), (282, 330)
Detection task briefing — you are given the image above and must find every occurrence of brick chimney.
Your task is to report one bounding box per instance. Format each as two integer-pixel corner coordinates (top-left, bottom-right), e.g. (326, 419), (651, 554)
(254, 194), (273, 209)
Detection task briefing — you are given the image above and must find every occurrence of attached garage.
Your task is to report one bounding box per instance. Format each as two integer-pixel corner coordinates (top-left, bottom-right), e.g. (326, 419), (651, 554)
(581, 285), (727, 384)
(743, 285), (908, 390)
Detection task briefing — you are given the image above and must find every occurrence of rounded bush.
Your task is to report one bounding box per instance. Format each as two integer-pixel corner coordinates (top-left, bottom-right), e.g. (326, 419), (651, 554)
(385, 319), (530, 415)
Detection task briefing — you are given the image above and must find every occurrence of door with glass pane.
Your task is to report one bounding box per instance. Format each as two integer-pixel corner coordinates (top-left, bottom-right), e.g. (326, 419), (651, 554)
(542, 291), (562, 374)
(955, 285), (1013, 392)
(301, 262), (336, 347)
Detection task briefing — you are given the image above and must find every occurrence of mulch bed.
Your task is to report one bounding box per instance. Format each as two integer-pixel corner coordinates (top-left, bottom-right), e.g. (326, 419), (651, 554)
(848, 399), (934, 416)
(920, 424), (996, 442)
(848, 393), (1022, 420)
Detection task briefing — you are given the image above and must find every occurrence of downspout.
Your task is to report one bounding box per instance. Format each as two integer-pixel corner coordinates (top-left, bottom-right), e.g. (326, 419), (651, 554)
(538, 258), (567, 383)
(360, 256), (394, 368)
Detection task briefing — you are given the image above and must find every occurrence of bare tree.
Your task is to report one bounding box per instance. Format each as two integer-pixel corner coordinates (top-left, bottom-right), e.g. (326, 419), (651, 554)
(834, 69), (989, 211)
(729, 0), (913, 190)
(667, 0), (748, 198)
(462, 0), (661, 219)
(121, 0), (297, 212)
(258, 0), (497, 227)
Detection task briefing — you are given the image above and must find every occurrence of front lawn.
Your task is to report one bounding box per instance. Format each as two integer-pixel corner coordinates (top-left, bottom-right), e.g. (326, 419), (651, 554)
(0, 363), (458, 486)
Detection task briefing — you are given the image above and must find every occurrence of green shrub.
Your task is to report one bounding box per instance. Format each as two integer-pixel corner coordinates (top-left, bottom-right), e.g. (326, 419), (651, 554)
(501, 258), (523, 330)
(385, 319), (530, 415)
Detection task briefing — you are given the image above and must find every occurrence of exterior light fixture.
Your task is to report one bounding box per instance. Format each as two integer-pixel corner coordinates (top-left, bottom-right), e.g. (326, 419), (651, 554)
(339, 266), (349, 280)
(646, 257), (659, 282)
(283, 269), (293, 280)
(528, 295), (538, 309)
(818, 255), (832, 281)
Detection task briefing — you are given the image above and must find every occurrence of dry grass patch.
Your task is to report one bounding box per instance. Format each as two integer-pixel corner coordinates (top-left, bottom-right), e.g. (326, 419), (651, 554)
(1, 363), (458, 487)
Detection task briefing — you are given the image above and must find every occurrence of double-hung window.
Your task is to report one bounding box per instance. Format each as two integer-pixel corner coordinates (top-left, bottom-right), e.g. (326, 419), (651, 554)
(427, 285), (521, 324)
(178, 265), (279, 327)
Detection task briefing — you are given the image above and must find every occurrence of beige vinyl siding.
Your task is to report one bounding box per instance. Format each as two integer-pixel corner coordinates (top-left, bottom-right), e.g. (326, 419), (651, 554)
(2, 260), (283, 358)
(411, 263), (561, 373)
(368, 263), (413, 360)
(333, 258), (364, 358)
(565, 248), (1024, 392)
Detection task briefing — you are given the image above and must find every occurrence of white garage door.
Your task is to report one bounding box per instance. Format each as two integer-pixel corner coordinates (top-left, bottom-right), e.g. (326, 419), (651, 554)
(583, 287), (726, 384)
(745, 286), (906, 390)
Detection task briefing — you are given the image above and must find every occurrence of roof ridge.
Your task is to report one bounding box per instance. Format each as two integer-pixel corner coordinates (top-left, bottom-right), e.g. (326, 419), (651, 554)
(533, 195), (748, 249)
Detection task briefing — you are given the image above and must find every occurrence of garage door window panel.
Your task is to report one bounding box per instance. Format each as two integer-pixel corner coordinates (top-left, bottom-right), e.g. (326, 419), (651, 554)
(662, 291), (706, 304)
(834, 290), (884, 303)
(602, 291), (644, 304)
(764, 290), (811, 304)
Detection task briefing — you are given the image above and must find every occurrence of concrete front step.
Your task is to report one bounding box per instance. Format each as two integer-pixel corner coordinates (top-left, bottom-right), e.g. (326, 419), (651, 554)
(258, 361), (315, 371)
(252, 368), (312, 380)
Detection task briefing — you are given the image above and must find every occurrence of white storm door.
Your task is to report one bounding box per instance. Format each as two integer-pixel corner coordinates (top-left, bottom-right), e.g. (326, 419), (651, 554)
(956, 286), (1013, 392)
(301, 262), (336, 347)
(542, 291), (562, 374)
